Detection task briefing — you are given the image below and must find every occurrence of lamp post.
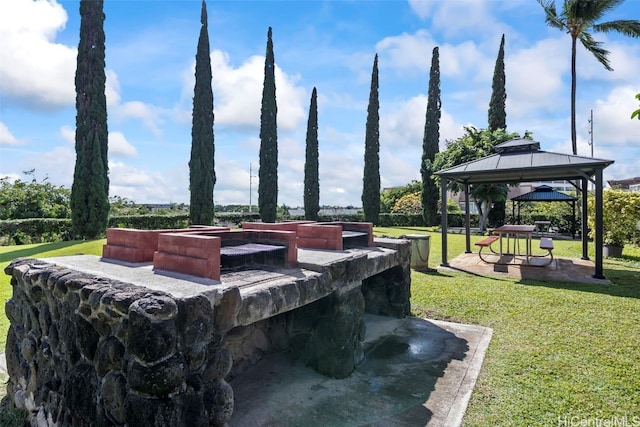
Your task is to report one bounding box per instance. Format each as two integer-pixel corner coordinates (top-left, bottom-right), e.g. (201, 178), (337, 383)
(249, 163), (257, 213)
(588, 109), (594, 158)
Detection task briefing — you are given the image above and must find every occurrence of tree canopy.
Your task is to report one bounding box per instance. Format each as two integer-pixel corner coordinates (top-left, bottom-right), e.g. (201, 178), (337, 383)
(304, 87), (320, 221)
(71, 0), (109, 240)
(488, 34), (506, 131)
(189, 0), (216, 225)
(258, 27), (278, 223)
(421, 46), (441, 226)
(0, 171), (70, 220)
(434, 127), (530, 231)
(362, 54), (381, 224)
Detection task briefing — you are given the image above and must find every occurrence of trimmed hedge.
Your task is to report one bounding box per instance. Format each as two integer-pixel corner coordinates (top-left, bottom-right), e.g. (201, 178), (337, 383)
(0, 214), (192, 245)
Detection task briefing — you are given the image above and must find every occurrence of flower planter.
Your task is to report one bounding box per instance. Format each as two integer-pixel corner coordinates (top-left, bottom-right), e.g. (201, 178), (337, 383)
(603, 244), (623, 258)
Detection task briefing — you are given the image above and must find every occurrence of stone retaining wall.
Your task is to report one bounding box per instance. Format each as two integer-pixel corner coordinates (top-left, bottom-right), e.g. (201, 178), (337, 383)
(4, 258), (234, 426)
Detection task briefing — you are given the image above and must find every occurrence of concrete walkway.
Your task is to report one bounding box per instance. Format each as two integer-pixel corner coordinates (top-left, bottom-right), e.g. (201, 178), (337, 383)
(229, 314), (492, 427)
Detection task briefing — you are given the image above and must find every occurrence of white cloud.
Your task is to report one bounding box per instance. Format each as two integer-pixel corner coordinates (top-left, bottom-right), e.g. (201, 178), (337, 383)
(408, 0), (511, 39)
(178, 50), (307, 132)
(377, 30), (436, 74)
(407, 0), (436, 20)
(31, 145), (76, 186)
(377, 30), (493, 84)
(105, 69), (166, 136)
(506, 37), (568, 118)
(60, 126), (75, 144)
(0, 122), (22, 145)
(592, 86), (640, 146)
(0, 0), (76, 110)
(109, 132), (138, 157)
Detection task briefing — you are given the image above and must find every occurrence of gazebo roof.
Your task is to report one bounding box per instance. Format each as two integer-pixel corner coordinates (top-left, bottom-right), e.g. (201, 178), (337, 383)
(435, 138), (615, 280)
(436, 138), (614, 184)
(510, 185), (577, 202)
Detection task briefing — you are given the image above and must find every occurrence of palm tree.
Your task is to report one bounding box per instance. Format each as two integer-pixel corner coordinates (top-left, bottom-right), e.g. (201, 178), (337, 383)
(538, 0), (640, 155)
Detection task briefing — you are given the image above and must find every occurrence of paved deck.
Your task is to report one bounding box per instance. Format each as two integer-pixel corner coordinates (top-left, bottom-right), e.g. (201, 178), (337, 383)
(442, 253), (611, 285)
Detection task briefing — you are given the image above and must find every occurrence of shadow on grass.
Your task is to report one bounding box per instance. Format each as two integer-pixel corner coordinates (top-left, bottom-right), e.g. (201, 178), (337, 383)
(518, 266), (640, 299)
(0, 241), (85, 264)
(415, 265), (512, 283)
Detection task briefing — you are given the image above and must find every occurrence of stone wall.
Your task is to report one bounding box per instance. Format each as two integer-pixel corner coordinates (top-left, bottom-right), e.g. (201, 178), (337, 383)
(4, 259), (234, 427)
(3, 237), (411, 426)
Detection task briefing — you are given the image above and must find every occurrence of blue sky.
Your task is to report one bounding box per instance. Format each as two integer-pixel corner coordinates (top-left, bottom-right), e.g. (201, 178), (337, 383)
(1, 0), (639, 207)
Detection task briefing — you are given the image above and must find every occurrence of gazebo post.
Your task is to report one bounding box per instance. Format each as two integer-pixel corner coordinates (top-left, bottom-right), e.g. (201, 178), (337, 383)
(441, 178), (449, 267)
(571, 200), (576, 240)
(594, 170), (605, 279)
(464, 183), (471, 253)
(581, 177), (589, 260)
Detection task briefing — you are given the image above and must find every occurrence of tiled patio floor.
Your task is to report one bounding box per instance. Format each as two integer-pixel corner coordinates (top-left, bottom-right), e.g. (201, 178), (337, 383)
(440, 252), (611, 285)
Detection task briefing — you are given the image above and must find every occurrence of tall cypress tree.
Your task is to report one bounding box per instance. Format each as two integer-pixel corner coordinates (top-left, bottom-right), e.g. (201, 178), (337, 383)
(488, 34), (507, 227)
(488, 34), (507, 131)
(304, 87), (319, 221)
(71, 0), (109, 240)
(189, 0), (215, 225)
(361, 54), (380, 224)
(258, 27), (278, 223)
(421, 46), (441, 226)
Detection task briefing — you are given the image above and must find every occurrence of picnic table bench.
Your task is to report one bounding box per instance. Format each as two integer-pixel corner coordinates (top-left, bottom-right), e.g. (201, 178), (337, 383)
(475, 235), (500, 263)
(476, 234), (554, 266)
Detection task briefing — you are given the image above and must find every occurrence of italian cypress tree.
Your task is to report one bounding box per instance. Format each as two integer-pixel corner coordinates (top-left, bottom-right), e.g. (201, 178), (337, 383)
(71, 0), (109, 240)
(258, 27), (278, 223)
(361, 54), (380, 224)
(304, 87), (319, 221)
(421, 46), (441, 226)
(488, 34), (507, 131)
(189, 0), (215, 225)
(488, 35), (507, 227)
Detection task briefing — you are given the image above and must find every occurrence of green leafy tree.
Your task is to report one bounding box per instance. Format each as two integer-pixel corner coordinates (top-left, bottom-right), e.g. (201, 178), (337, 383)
(632, 93), (640, 120)
(259, 27), (278, 223)
(538, 0), (640, 155)
(189, 0), (216, 225)
(304, 87), (320, 221)
(587, 190), (640, 246)
(434, 127), (529, 231)
(380, 181), (422, 213)
(392, 192), (422, 215)
(71, 0), (109, 240)
(421, 46), (441, 226)
(362, 54), (380, 224)
(0, 171), (70, 219)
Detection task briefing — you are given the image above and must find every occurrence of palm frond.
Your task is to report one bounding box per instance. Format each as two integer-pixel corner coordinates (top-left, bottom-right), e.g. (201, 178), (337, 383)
(589, 0), (626, 22)
(538, 0), (566, 30)
(578, 31), (612, 71)
(593, 20), (640, 37)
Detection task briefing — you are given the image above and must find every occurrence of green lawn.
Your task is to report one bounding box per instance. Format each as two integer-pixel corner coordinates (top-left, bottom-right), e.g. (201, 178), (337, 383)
(1, 231), (639, 426)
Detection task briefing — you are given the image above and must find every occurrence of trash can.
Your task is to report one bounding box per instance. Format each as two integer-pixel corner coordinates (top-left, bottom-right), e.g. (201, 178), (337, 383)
(404, 234), (430, 270)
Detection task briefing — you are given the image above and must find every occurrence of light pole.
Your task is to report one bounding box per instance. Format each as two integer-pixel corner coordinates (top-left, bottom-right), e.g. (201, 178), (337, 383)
(249, 163), (257, 212)
(588, 110), (594, 191)
(588, 109), (594, 158)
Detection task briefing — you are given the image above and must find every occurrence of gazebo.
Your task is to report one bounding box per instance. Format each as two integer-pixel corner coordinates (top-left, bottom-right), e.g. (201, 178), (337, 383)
(510, 184), (578, 237)
(435, 139), (614, 279)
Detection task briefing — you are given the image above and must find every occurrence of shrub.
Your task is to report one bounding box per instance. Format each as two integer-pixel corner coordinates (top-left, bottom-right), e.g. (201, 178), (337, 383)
(587, 190), (640, 246)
